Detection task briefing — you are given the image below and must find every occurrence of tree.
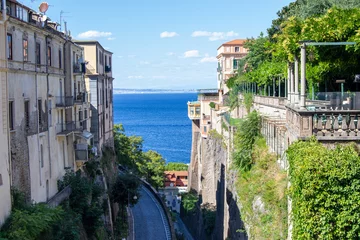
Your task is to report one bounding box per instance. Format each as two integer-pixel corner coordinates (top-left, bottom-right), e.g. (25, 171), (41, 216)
(111, 173), (140, 206)
(165, 162), (188, 171)
(114, 124), (143, 171)
(141, 150), (166, 189)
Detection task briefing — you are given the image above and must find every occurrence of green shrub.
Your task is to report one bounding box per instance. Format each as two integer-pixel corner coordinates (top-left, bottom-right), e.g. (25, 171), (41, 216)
(209, 102), (216, 109)
(181, 191), (198, 213)
(287, 137), (360, 239)
(233, 111), (261, 170)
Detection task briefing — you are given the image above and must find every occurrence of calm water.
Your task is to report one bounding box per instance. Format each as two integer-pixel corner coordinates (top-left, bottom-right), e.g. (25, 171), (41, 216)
(113, 93), (197, 164)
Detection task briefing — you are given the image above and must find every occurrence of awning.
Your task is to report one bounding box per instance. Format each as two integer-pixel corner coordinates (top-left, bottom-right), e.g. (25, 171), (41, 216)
(76, 130), (93, 140)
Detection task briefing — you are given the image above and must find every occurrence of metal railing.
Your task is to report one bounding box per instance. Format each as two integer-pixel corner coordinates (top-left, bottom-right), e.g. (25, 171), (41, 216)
(56, 121), (84, 135)
(55, 96), (74, 107)
(74, 92), (87, 104)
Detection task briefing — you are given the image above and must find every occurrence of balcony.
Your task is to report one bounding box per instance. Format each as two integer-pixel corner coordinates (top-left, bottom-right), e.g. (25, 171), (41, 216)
(188, 101), (201, 120)
(105, 65), (111, 73)
(74, 92), (86, 104)
(73, 63), (85, 74)
(55, 96), (74, 108)
(74, 144), (89, 161)
(56, 121), (84, 136)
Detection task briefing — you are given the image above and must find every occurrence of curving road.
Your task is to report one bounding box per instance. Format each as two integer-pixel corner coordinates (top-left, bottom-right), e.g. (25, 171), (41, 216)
(131, 186), (171, 240)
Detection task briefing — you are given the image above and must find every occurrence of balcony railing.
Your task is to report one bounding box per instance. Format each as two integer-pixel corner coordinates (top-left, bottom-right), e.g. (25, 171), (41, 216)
(74, 144), (89, 161)
(55, 96), (74, 107)
(56, 121), (84, 135)
(74, 92), (87, 104)
(287, 106), (360, 141)
(73, 63), (86, 74)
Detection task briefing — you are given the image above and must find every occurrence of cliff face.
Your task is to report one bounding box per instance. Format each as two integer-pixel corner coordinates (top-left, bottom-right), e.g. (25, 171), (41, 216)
(184, 125), (247, 240)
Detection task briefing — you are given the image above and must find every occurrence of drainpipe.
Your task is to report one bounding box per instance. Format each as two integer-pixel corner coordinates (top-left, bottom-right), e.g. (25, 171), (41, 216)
(45, 35), (52, 178)
(35, 32), (42, 186)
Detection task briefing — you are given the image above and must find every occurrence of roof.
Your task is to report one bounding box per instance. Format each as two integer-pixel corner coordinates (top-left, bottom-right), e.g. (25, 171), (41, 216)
(164, 171), (188, 176)
(73, 40), (113, 54)
(217, 39), (247, 50)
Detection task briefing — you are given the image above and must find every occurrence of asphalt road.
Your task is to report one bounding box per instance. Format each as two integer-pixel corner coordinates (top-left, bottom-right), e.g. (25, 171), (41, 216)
(131, 186), (171, 240)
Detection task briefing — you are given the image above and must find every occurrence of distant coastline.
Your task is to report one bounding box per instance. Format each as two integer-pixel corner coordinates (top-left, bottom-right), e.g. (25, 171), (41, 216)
(113, 88), (198, 94)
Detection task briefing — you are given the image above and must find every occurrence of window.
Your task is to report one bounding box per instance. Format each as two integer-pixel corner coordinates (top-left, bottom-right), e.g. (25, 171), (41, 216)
(15, 5), (28, 22)
(24, 100), (30, 128)
(109, 57), (112, 67)
(0, 174), (2, 186)
(36, 42), (41, 65)
(9, 101), (14, 130)
(58, 50), (62, 68)
(40, 144), (44, 168)
(48, 100), (52, 127)
(105, 56), (107, 66)
(23, 39), (28, 61)
(47, 46), (51, 66)
(204, 126), (207, 133)
(7, 34), (12, 60)
(235, 46), (240, 52)
(38, 99), (42, 125)
(233, 59), (238, 70)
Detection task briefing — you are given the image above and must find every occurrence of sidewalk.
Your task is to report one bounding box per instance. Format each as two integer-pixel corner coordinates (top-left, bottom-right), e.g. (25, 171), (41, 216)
(127, 206), (134, 240)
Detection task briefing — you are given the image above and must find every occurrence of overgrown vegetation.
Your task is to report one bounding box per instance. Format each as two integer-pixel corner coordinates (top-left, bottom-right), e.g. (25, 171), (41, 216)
(236, 138), (288, 239)
(209, 102), (216, 109)
(287, 138), (360, 239)
(232, 111), (287, 238)
(201, 204), (217, 236)
(165, 162), (188, 171)
(233, 111), (261, 171)
(242, 93), (253, 114)
(181, 190), (198, 214)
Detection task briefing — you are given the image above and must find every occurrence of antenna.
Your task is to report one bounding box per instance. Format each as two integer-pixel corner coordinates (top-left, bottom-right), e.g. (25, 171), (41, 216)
(39, 2), (49, 14)
(59, 10), (71, 31)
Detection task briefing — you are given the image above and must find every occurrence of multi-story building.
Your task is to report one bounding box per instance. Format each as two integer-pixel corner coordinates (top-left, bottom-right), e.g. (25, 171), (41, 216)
(217, 39), (248, 103)
(63, 41), (92, 170)
(3, 0), (93, 203)
(0, 4), (11, 226)
(74, 41), (114, 154)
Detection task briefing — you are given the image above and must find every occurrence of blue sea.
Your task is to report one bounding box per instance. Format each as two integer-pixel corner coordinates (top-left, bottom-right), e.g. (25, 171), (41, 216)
(113, 93), (198, 164)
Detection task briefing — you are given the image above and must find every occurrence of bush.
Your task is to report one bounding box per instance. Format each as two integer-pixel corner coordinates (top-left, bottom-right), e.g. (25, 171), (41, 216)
(233, 111), (261, 170)
(181, 191), (198, 213)
(287, 138), (360, 239)
(209, 102), (216, 109)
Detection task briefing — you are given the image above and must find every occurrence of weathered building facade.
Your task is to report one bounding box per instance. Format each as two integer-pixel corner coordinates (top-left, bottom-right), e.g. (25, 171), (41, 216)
(74, 41), (114, 154)
(0, 3), (11, 226)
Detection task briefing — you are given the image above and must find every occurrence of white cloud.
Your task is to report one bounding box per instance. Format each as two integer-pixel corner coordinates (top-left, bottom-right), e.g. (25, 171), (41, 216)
(128, 55), (136, 58)
(167, 52), (176, 56)
(200, 56), (218, 63)
(77, 30), (112, 39)
(184, 50), (200, 58)
(139, 61), (150, 65)
(191, 30), (239, 41)
(160, 31), (179, 38)
(128, 76), (143, 79)
(107, 37), (116, 40)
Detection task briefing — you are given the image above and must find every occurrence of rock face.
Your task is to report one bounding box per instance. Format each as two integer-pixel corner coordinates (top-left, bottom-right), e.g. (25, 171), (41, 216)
(184, 127), (247, 240)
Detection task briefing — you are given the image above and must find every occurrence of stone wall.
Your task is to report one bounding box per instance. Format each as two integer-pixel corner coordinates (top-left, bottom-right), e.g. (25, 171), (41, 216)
(185, 130), (247, 240)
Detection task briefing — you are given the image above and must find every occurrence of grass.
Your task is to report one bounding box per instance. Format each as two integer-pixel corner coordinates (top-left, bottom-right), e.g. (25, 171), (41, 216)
(236, 137), (288, 239)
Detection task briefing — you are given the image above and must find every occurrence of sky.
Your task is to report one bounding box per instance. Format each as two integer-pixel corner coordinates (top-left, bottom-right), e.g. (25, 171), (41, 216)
(24, 0), (293, 90)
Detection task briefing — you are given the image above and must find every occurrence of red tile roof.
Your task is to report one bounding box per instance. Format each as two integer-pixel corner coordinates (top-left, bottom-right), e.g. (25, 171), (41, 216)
(218, 39), (247, 50)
